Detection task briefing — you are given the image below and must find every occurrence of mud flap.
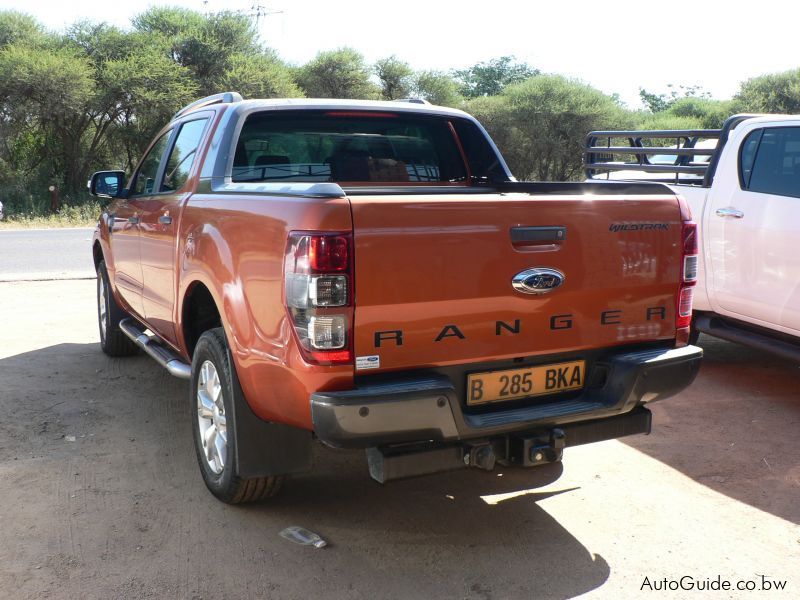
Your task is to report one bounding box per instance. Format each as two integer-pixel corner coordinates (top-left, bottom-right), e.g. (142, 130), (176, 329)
(227, 348), (313, 478)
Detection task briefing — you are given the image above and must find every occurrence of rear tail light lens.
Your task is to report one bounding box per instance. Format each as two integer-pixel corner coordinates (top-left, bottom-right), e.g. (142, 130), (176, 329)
(683, 255), (698, 282)
(682, 222), (698, 255)
(309, 236), (349, 272)
(678, 286), (694, 319)
(285, 232), (353, 365)
(681, 222), (698, 283)
(676, 220), (698, 343)
(308, 315), (347, 349)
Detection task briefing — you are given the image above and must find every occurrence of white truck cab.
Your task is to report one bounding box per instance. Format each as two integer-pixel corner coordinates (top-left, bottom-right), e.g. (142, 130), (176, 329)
(586, 115), (800, 357)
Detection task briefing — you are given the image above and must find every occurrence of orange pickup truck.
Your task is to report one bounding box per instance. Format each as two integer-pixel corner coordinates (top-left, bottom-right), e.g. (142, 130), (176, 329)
(90, 93), (702, 504)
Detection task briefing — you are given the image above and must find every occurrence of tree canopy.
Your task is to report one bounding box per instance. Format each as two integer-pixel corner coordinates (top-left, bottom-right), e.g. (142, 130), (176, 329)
(2, 8), (800, 220)
(297, 48), (379, 99)
(454, 56), (539, 98)
(469, 75), (630, 181)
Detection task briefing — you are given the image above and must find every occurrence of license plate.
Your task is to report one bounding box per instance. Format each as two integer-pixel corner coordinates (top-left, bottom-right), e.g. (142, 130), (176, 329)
(466, 360), (585, 406)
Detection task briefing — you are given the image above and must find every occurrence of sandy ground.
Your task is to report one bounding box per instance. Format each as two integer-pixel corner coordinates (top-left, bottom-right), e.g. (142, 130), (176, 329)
(0, 279), (798, 599)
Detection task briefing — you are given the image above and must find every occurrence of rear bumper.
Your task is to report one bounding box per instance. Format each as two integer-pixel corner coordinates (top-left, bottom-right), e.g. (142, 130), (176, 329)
(310, 345), (702, 449)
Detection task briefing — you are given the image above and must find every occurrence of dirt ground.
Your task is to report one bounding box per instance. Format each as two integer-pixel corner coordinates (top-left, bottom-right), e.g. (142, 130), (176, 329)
(0, 279), (798, 599)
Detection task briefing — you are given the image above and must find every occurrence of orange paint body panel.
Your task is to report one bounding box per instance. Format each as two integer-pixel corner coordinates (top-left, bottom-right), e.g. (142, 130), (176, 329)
(176, 194), (355, 429)
(350, 193), (683, 372)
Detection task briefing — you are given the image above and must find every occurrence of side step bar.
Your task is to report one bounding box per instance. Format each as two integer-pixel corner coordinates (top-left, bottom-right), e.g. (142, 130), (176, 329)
(119, 318), (191, 379)
(695, 314), (800, 362)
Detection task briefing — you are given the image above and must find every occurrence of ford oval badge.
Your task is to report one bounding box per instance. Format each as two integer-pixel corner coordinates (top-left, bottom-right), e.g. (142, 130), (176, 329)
(512, 268), (565, 295)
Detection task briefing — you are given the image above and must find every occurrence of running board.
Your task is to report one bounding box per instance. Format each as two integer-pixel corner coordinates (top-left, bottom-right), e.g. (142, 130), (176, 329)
(695, 314), (800, 362)
(119, 318), (191, 379)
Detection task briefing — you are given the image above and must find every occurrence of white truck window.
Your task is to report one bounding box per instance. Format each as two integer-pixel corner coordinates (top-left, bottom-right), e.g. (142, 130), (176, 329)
(748, 127), (800, 198)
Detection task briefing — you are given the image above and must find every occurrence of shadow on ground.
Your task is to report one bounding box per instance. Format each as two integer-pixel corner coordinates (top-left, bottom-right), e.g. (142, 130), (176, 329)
(0, 342), (609, 599)
(625, 334), (800, 525)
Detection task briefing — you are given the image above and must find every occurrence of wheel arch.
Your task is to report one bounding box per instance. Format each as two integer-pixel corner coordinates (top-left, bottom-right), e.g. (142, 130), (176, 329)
(181, 280), (224, 359)
(92, 239), (104, 271)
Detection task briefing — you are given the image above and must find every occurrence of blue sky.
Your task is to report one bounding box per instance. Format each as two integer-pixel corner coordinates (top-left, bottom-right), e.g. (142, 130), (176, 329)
(1, 0), (794, 107)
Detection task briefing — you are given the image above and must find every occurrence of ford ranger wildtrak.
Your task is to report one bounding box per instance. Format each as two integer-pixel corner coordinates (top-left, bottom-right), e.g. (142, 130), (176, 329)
(89, 93), (702, 504)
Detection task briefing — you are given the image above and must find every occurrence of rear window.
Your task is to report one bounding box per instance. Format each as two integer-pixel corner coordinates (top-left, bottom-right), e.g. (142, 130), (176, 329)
(232, 110), (469, 184)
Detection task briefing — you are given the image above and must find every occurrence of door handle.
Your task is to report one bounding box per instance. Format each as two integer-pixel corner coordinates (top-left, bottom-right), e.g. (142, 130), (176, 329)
(128, 215), (140, 224)
(715, 207), (744, 219)
(158, 215), (173, 225)
(510, 226), (566, 250)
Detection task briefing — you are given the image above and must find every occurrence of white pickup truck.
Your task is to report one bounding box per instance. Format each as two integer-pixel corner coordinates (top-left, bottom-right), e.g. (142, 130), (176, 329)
(586, 114), (800, 359)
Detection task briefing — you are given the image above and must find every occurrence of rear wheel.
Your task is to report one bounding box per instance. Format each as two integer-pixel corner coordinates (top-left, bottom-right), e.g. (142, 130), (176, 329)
(97, 260), (138, 357)
(191, 328), (284, 504)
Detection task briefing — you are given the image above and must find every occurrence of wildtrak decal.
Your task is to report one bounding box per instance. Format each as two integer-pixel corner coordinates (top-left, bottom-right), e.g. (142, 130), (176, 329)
(609, 223), (669, 232)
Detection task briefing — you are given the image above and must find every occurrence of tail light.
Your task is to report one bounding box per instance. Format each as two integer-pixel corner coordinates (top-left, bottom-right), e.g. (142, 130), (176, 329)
(285, 232), (353, 365)
(676, 221), (698, 345)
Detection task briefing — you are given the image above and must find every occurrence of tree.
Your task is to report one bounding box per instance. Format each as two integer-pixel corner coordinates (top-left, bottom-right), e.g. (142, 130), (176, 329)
(413, 71), (463, 107)
(220, 51), (302, 100)
(469, 75), (630, 181)
(639, 84), (712, 113)
(736, 69), (800, 114)
(0, 19), (198, 198)
(374, 56), (413, 100)
(454, 56), (539, 98)
(297, 48), (379, 99)
(0, 10), (44, 48)
(132, 7), (269, 97)
(666, 97), (736, 129)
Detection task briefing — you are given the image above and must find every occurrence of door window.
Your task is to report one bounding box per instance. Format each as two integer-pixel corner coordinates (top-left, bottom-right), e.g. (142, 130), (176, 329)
(131, 131), (172, 196)
(161, 118), (209, 192)
(738, 128), (762, 189)
(747, 127), (800, 198)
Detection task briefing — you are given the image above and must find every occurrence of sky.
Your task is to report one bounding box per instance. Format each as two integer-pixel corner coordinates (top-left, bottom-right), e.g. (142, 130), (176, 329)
(1, 0), (797, 107)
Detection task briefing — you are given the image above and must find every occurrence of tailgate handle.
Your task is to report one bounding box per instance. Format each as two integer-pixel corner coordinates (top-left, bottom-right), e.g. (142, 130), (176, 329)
(511, 226), (566, 247)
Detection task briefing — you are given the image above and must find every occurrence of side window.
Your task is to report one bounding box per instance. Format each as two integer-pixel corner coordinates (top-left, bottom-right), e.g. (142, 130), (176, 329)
(161, 118), (209, 192)
(132, 131), (172, 196)
(748, 127), (800, 198)
(452, 119), (508, 182)
(739, 129), (763, 189)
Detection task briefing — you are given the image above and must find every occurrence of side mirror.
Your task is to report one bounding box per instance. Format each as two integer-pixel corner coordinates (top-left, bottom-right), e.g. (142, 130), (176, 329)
(89, 170), (126, 199)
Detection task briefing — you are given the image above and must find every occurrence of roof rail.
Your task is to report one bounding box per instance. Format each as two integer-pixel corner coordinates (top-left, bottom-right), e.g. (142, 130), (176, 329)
(392, 98), (431, 105)
(173, 92), (243, 119)
(584, 114), (763, 187)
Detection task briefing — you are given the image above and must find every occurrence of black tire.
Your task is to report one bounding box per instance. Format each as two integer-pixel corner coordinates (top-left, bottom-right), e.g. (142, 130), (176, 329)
(97, 260), (138, 357)
(191, 327), (284, 504)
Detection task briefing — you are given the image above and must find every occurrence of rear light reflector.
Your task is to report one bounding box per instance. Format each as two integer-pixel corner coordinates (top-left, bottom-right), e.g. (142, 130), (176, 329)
(285, 232), (353, 365)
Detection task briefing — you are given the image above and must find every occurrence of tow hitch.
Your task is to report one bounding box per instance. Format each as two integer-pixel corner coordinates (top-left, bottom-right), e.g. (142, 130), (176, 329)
(507, 428), (566, 467)
(365, 407), (651, 483)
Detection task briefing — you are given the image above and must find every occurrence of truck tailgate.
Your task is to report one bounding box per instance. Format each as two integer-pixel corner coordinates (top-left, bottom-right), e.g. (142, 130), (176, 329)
(350, 192), (682, 372)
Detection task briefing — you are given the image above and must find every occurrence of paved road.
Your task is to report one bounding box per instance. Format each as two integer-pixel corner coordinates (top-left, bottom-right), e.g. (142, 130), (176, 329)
(0, 227), (95, 281)
(0, 279), (797, 599)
